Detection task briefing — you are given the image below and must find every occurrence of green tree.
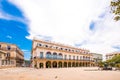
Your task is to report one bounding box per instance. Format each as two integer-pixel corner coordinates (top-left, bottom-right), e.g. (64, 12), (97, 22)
(98, 61), (104, 67)
(111, 0), (120, 21)
(106, 55), (120, 67)
(111, 55), (120, 63)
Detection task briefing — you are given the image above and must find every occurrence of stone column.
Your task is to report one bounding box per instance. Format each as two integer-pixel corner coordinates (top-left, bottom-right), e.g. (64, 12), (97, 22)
(43, 62), (46, 68)
(43, 51), (46, 59)
(37, 61), (39, 68)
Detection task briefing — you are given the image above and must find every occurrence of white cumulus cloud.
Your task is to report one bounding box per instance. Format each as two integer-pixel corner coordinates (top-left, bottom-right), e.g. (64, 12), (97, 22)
(9, 0), (120, 60)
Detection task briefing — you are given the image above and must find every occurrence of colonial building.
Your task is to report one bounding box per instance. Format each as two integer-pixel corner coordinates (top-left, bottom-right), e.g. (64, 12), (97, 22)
(106, 52), (120, 60)
(31, 39), (94, 68)
(91, 53), (102, 66)
(0, 42), (24, 68)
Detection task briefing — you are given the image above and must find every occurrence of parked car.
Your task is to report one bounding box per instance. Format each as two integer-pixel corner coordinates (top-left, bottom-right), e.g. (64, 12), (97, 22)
(102, 66), (112, 70)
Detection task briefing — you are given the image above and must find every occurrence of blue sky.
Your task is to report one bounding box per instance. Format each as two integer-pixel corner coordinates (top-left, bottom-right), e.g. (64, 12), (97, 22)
(0, 0), (120, 60)
(0, 0), (31, 60)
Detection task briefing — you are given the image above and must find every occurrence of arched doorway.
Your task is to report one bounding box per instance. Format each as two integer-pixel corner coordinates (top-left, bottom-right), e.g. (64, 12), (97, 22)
(52, 61), (57, 68)
(79, 62), (82, 67)
(86, 63), (88, 67)
(58, 61), (62, 68)
(84, 62), (86, 67)
(68, 62), (71, 67)
(72, 62), (75, 67)
(46, 61), (51, 68)
(64, 62), (67, 67)
(39, 63), (44, 68)
(83, 63), (85, 67)
(76, 62), (78, 67)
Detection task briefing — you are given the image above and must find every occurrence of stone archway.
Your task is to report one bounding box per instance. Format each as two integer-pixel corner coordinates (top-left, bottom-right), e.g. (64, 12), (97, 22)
(52, 61), (57, 68)
(46, 61), (51, 68)
(86, 62), (88, 67)
(83, 63), (85, 67)
(58, 61), (62, 68)
(76, 62), (79, 67)
(64, 62), (67, 67)
(72, 62), (75, 67)
(68, 62), (71, 67)
(79, 62), (82, 67)
(39, 63), (44, 68)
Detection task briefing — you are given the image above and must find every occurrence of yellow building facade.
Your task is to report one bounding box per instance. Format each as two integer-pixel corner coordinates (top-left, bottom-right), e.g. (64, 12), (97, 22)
(106, 52), (120, 60)
(31, 39), (94, 68)
(0, 42), (24, 68)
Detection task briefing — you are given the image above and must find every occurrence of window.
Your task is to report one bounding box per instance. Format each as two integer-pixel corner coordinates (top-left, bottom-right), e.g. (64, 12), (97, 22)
(83, 56), (85, 60)
(6, 53), (10, 57)
(88, 57), (90, 60)
(8, 60), (10, 65)
(5, 60), (7, 65)
(77, 56), (79, 60)
(69, 49), (71, 51)
(64, 55), (67, 60)
(69, 55), (71, 60)
(45, 45), (48, 47)
(39, 44), (42, 46)
(80, 56), (83, 60)
(40, 52), (43, 58)
(2, 60), (4, 65)
(58, 53), (63, 59)
(56, 47), (58, 49)
(46, 52), (52, 59)
(11, 61), (14, 65)
(65, 49), (67, 51)
(60, 48), (63, 50)
(85, 57), (87, 60)
(72, 50), (74, 52)
(53, 52), (57, 59)
(73, 56), (75, 60)
(7, 46), (11, 50)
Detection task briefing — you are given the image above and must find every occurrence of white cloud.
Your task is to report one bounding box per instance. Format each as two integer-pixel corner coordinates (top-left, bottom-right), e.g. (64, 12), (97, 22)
(9, 0), (120, 60)
(0, 10), (27, 24)
(22, 49), (29, 52)
(6, 35), (12, 39)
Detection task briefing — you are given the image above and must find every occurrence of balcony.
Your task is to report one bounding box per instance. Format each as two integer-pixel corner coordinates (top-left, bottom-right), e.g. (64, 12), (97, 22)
(32, 56), (93, 62)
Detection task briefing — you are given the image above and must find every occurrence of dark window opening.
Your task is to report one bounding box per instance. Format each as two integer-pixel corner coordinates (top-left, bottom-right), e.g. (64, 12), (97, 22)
(7, 46), (11, 50)
(39, 44), (42, 46)
(45, 45), (48, 47)
(56, 47), (58, 49)
(60, 48), (63, 50)
(69, 49), (71, 51)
